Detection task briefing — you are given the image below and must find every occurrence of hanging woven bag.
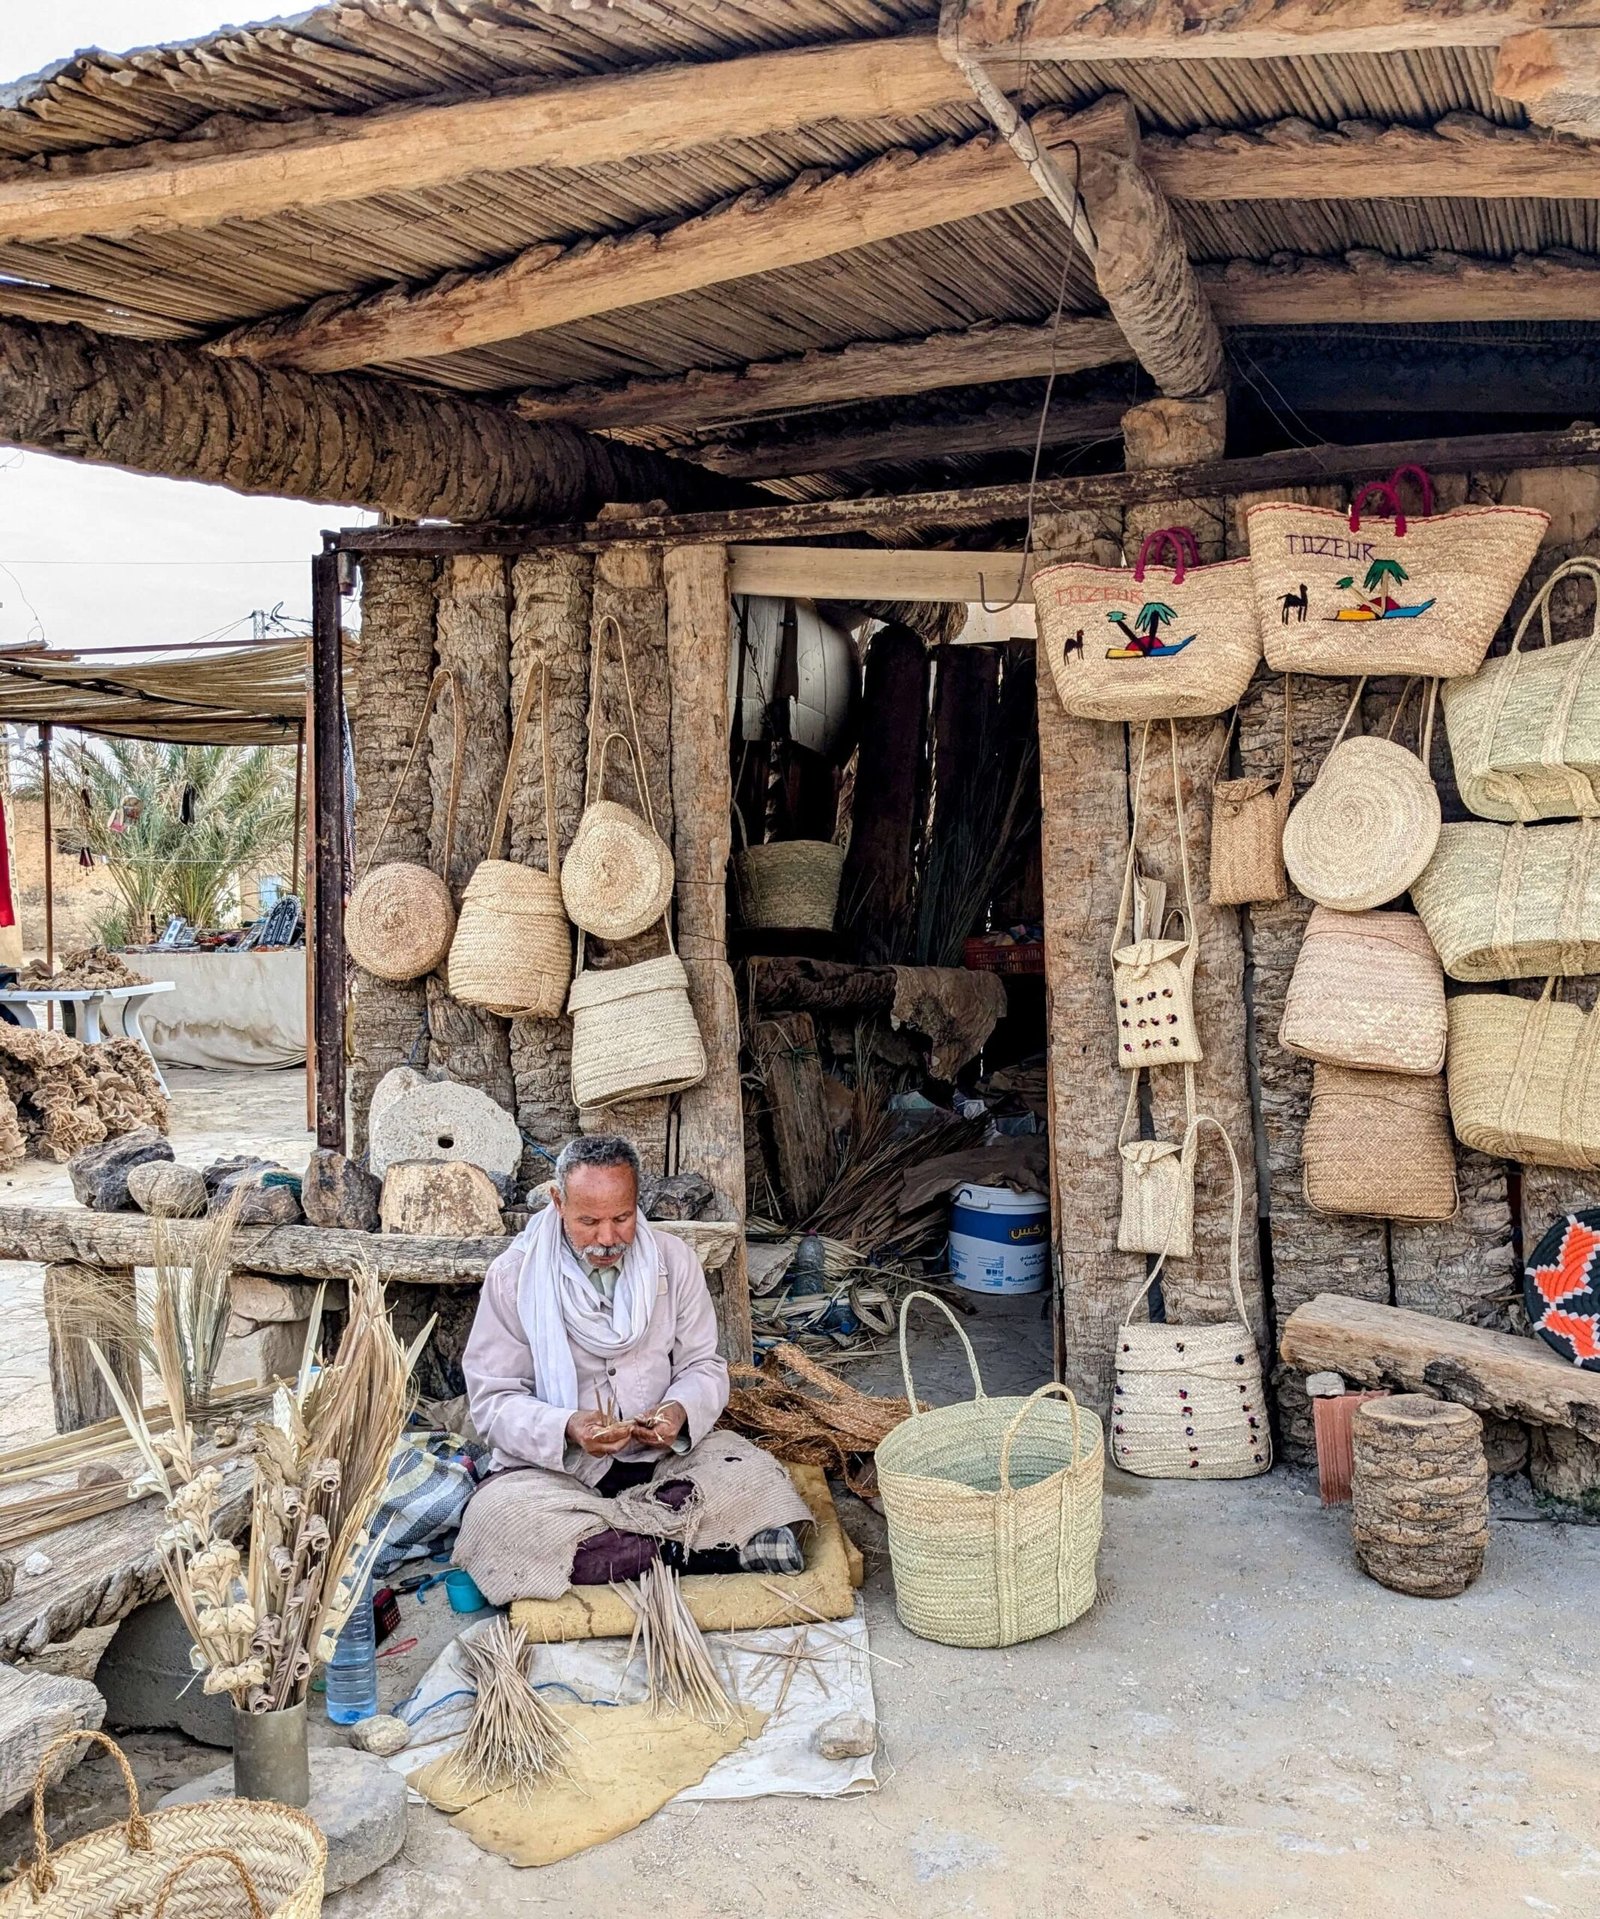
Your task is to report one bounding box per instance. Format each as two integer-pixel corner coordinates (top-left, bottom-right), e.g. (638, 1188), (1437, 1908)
(447, 661), (573, 1020)
(561, 615), (675, 941)
(1279, 905), (1446, 1075)
(1411, 817), (1600, 982)
(344, 666), (462, 982)
(874, 1290), (1104, 1648)
(1249, 466), (1549, 679)
(567, 923), (707, 1109)
(1035, 525), (1260, 723)
(1209, 676), (1294, 907)
(1111, 1117), (1271, 1481)
(1444, 555), (1600, 824)
(731, 805), (845, 932)
(1282, 675), (1441, 911)
(1113, 720), (1202, 1069)
(1303, 1062), (1457, 1221)
(1116, 1063), (1197, 1258)
(1447, 981), (1600, 1171)
(0, 1731), (326, 1919)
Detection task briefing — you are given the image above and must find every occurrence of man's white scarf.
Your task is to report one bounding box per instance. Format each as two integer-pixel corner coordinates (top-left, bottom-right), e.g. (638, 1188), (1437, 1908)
(512, 1198), (660, 1414)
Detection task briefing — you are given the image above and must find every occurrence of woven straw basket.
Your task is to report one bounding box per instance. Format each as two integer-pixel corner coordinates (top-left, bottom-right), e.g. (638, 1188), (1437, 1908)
(568, 937), (707, 1109)
(1112, 1117), (1271, 1481)
(1448, 984), (1600, 1171)
(1280, 906), (1446, 1075)
(1444, 556), (1600, 823)
(875, 1292), (1103, 1649)
(1411, 819), (1600, 982)
(1117, 1064), (1195, 1258)
(1210, 679), (1294, 908)
(561, 737), (675, 941)
(1114, 722), (1202, 1069)
(1249, 467), (1549, 678)
(346, 666), (462, 982)
(0, 1731), (326, 1919)
(1304, 1063), (1457, 1221)
(1035, 527), (1259, 723)
(1282, 679), (1441, 911)
(732, 812), (845, 932)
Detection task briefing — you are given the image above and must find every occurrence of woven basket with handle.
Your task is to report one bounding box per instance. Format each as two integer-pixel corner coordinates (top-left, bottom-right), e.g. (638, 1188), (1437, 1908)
(1447, 981), (1600, 1171)
(1411, 818), (1600, 982)
(874, 1291), (1103, 1649)
(567, 927), (707, 1109)
(731, 808), (844, 931)
(1279, 905), (1446, 1075)
(1209, 676), (1294, 907)
(0, 1732), (326, 1919)
(1250, 467), (1548, 678)
(1303, 1062), (1457, 1221)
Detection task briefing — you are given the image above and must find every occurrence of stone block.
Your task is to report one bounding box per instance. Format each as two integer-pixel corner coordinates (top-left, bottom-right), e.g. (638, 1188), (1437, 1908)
(229, 1275), (339, 1323)
(127, 1161), (207, 1218)
(0, 1667), (107, 1818)
(97, 1594), (233, 1748)
(380, 1159), (504, 1238)
(211, 1165), (304, 1226)
(202, 1153), (273, 1196)
(302, 1149), (381, 1232)
(368, 1071), (521, 1183)
(69, 1128), (174, 1211)
(814, 1711), (876, 1761)
(641, 1170), (714, 1221)
(214, 1318), (309, 1389)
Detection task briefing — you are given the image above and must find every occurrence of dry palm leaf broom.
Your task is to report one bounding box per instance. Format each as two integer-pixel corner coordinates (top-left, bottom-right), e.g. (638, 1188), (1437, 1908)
(620, 1559), (738, 1729)
(454, 1618), (571, 1798)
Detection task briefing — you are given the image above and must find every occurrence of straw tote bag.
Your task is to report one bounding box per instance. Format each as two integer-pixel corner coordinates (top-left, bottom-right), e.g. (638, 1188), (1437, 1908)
(1209, 677), (1294, 907)
(1444, 556), (1600, 823)
(1303, 1063), (1457, 1221)
(874, 1291), (1104, 1649)
(731, 806), (845, 932)
(1282, 676), (1441, 911)
(1035, 526), (1259, 723)
(1113, 722), (1202, 1069)
(561, 615), (675, 941)
(1250, 465), (1549, 678)
(1117, 1063), (1197, 1258)
(1411, 818), (1600, 982)
(0, 1731), (325, 1919)
(567, 924), (707, 1109)
(345, 666), (462, 982)
(1111, 1118), (1271, 1481)
(1448, 982), (1600, 1171)
(447, 662), (573, 1020)
(1279, 905), (1446, 1075)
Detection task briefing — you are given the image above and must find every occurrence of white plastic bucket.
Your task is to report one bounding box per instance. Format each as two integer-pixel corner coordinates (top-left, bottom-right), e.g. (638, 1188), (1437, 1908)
(948, 1183), (1050, 1295)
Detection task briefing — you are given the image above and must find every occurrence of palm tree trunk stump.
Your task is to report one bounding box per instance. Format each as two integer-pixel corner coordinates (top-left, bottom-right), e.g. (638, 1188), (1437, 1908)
(1351, 1395), (1488, 1598)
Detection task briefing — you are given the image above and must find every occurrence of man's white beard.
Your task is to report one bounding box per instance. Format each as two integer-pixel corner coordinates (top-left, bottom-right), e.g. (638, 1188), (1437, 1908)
(575, 1239), (628, 1271)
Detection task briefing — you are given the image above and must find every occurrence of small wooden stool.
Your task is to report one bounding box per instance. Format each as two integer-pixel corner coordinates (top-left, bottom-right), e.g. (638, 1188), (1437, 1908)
(1351, 1394), (1488, 1598)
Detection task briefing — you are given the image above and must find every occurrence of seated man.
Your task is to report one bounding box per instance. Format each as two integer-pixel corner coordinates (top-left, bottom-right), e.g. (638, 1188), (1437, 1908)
(456, 1133), (810, 1599)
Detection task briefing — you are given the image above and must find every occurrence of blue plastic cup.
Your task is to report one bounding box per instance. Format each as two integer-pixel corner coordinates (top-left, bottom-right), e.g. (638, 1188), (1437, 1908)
(445, 1567), (487, 1613)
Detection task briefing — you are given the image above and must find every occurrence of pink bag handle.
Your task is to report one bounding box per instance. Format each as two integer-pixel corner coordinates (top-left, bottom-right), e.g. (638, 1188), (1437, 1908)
(1387, 463), (1435, 517)
(1349, 480), (1407, 539)
(1132, 527), (1192, 585)
(1167, 526), (1201, 567)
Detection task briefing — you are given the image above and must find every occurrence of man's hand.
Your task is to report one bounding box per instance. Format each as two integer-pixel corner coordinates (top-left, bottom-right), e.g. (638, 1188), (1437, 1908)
(632, 1400), (687, 1448)
(565, 1409), (637, 1458)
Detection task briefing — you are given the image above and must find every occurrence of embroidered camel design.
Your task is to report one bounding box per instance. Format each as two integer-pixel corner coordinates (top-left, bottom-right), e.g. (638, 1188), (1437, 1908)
(1062, 628), (1085, 664)
(1280, 583), (1309, 624)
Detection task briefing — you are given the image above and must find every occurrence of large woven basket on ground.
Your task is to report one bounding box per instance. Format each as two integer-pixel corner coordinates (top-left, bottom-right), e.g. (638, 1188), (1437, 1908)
(1447, 983), (1600, 1171)
(1035, 527), (1259, 723)
(1279, 905), (1446, 1075)
(733, 833), (845, 932)
(1249, 468), (1548, 678)
(1411, 819), (1600, 982)
(874, 1292), (1103, 1649)
(1443, 555), (1600, 823)
(0, 1732), (326, 1919)
(1303, 1062), (1457, 1220)
(567, 936), (707, 1109)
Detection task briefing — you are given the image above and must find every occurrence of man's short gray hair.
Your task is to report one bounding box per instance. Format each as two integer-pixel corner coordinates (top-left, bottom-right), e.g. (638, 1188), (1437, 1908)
(554, 1133), (641, 1197)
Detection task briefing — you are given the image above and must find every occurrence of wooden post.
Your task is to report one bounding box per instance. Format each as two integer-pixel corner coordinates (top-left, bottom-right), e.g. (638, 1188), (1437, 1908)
(43, 1262), (141, 1434)
(290, 721), (305, 896)
(310, 552), (347, 1150)
(38, 724), (53, 1026)
(838, 622), (929, 964)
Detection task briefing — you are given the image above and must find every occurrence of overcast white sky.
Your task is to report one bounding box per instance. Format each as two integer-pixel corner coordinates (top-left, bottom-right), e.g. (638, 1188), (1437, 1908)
(0, 3), (371, 657)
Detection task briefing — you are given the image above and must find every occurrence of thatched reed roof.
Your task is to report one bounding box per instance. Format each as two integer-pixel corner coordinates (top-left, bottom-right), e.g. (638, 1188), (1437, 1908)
(0, 643), (311, 744)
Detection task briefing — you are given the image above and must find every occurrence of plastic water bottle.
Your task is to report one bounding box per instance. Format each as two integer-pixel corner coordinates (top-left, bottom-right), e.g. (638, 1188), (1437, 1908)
(325, 1576), (379, 1725)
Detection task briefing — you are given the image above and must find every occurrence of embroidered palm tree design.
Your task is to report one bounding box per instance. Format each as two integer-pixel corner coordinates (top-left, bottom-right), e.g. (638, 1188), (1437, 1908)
(1329, 555), (1436, 623)
(1106, 601), (1196, 660)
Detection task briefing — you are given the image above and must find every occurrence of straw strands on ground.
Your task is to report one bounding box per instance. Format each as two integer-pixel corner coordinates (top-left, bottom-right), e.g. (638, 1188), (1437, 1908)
(724, 1340), (916, 1493)
(455, 1618), (572, 1798)
(619, 1559), (738, 1729)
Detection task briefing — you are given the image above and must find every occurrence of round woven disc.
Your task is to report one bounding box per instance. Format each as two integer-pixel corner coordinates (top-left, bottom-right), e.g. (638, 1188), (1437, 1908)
(560, 800), (675, 940)
(1283, 737), (1441, 912)
(345, 862), (455, 980)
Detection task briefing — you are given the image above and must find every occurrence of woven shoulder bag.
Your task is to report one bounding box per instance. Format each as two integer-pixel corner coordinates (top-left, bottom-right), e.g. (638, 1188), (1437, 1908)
(1111, 1117), (1271, 1482)
(1209, 676), (1293, 907)
(345, 666), (462, 982)
(567, 921), (707, 1110)
(1035, 526), (1259, 723)
(1303, 1062), (1457, 1221)
(1444, 555), (1600, 823)
(1250, 466), (1549, 678)
(1279, 905), (1446, 1075)
(1448, 981), (1600, 1171)
(1116, 1063), (1197, 1258)
(1113, 720), (1202, 1069)
(1411, 818), (1600, 982)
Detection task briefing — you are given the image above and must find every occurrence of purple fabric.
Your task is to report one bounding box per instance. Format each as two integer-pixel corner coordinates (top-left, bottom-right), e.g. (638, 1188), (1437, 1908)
(566, 1471), (697, 1585)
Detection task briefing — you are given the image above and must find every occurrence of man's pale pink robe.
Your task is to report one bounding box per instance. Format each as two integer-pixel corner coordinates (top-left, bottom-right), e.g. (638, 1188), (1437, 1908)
(462, 1226), (730, 1487)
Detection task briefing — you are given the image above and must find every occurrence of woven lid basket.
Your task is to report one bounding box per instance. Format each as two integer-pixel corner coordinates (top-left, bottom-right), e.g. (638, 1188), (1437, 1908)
(567, 934), (707, 1109)
(1279, 905), (1446, 1076)
(0, 1731), (326, 1918)
(1283, 677), (1441, 911)
(1303, 1062), (1457, 1221)
(345, 666), (462, 982)
(874, 1291), (1104, 1649)
(731, 807), (845, 931)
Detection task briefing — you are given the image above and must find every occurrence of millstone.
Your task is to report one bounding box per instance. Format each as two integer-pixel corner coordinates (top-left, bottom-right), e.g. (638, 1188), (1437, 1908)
(367, 1068), (521, 1182)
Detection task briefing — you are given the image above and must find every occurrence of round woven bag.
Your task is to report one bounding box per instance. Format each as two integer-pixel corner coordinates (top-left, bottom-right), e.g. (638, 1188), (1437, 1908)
(560, 735), (675, 941)
(345, 666), (462, 981)
(1283, 678), (1441, 911)
(0, 1731), (326, 1919)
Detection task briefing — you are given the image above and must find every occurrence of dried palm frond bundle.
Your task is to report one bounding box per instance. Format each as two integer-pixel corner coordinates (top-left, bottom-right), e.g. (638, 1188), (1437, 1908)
(454, 1618), (571, 1798)
(724, 1340), (917, 1493)
(620, 1559), (737, 1729)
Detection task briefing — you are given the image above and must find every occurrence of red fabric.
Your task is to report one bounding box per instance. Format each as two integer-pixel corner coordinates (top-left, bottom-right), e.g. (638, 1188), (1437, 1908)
(0, 794), (15, 929)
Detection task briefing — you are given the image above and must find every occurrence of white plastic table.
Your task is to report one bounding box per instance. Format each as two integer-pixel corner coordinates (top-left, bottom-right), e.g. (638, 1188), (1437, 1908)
(0, 981), (177, 1091)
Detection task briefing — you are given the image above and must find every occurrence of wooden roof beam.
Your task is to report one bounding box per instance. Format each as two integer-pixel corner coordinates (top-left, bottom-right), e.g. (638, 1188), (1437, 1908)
(949, 0), (1600, 62)
(0, 33), (971, 246)
(1204, 248), (1600, 322)
(1496, 30), (1600, 136)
